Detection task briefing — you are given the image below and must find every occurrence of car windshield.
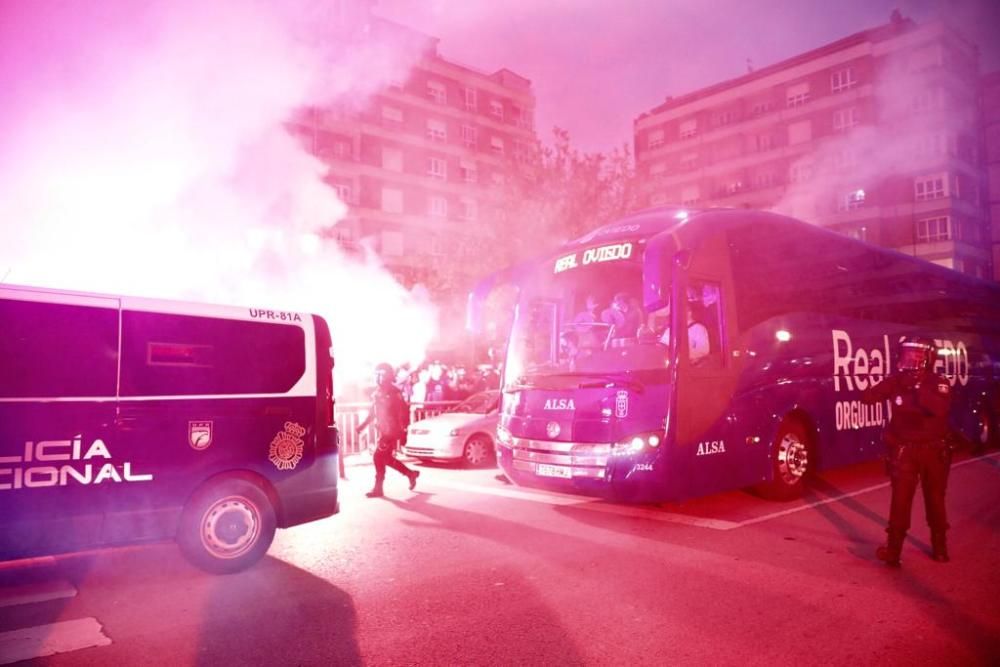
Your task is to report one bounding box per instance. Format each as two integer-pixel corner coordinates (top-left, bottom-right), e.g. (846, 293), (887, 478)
(451, 391), (499, 414)
(504, 241), (672, 387)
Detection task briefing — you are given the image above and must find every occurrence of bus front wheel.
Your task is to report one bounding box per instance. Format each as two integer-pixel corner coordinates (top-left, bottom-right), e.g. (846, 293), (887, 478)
(754, 420), (811, 501)
(177, 477), (277, 574)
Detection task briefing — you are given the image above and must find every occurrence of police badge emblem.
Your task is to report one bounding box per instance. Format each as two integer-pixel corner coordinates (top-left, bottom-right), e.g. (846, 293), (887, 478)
(269, 421), (306, 471)
(188, 421), (213, 450)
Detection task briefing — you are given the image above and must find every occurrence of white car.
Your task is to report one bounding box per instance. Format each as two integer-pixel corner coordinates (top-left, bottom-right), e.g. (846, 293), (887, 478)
(404, 391), (500, 467)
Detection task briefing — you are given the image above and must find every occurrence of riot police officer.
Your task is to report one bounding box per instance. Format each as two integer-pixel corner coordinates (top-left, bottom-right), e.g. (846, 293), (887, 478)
(861, 337), (954, 567)
(356, 362), (419, 498)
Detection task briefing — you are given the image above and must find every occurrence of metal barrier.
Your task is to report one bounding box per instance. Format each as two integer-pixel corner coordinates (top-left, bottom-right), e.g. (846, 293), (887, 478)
(336, 400), (460, 458)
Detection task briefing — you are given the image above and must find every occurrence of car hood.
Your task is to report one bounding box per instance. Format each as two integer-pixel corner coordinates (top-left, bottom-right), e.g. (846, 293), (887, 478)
(411, 412), (497, 433)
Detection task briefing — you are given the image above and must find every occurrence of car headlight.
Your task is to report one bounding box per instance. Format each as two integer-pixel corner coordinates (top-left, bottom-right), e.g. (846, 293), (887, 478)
(448, 428), (462, 437)
(612, 432), (663, 456)
(496, 426), (512, 445)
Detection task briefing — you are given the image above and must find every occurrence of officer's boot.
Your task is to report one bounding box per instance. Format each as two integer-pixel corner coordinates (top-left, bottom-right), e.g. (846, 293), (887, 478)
(876, 530), (905, 568)
(366, 480), (384, 498)
(931, 531), (950, 563)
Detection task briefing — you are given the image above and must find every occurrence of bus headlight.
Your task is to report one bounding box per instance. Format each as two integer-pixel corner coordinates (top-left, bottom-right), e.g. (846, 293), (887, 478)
(612, 432), (664, 456)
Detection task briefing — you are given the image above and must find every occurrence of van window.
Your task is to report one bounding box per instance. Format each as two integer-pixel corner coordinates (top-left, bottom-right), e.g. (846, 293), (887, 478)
(0, 299), (118, 398)
(120, 311), (305, 396)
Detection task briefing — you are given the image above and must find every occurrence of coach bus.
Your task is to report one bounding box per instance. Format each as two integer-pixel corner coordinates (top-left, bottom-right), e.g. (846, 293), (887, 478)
(469, 207), (1000, 503)
(0, 285), (339, 573)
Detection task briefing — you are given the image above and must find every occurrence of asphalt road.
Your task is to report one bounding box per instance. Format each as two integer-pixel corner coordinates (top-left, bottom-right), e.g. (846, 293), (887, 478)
(2, 451), (999, 666)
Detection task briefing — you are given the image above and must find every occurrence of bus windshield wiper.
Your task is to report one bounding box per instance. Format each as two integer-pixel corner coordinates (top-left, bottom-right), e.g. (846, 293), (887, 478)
(557, 372), (645, 393)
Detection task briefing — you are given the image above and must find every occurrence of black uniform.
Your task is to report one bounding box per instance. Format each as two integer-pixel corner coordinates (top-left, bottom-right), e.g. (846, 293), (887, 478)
(861, 363), (953, 565)
(358, 376), (418, 497)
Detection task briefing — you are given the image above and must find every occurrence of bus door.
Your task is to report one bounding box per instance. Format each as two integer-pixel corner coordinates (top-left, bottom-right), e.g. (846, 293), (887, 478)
(0, 293), (121, 558)
(674, 236), (744, 490)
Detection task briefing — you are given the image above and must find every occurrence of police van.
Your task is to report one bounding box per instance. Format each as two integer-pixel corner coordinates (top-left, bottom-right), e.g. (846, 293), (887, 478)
(0, 284), (339, 573)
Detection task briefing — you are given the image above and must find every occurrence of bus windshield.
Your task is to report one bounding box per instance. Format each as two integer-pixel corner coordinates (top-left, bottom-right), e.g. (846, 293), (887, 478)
(505, 249), (671, 387)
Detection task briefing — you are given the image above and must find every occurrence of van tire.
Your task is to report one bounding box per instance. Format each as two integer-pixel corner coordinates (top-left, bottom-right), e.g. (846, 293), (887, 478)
(177, 477), (276, 574)
(753, 419), (812, 501)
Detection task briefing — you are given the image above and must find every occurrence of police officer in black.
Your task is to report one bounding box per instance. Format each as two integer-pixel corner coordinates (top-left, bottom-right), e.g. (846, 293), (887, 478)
(356, 362), (419, 498)
(861, 337), (953, 567)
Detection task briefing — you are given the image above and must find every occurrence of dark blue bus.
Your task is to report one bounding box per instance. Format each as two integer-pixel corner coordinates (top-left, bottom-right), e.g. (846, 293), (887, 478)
(0, 285), (339, 573)
(471, 207), (1000, 503)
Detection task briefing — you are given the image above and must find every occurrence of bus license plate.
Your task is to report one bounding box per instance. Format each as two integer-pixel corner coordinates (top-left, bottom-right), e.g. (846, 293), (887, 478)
(536, 464), (571, 479)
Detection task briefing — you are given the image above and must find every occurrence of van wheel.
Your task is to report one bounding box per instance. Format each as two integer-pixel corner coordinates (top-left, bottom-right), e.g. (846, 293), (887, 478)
(754, 419), (811, 501)
(177, 477), (276, 574)
(463, 435), (494, 468)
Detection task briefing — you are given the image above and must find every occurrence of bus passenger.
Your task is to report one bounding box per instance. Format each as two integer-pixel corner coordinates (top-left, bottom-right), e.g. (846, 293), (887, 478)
(601, 292), (643, 340)
(861, 337), (954, 567)
(357, 362), (420, 498)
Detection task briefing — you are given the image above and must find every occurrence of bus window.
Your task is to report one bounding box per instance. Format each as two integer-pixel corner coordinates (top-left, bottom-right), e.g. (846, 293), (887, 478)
(686, 280), (724, 368)
(120, 311), (306, 396)
(0, 299), (118, 398)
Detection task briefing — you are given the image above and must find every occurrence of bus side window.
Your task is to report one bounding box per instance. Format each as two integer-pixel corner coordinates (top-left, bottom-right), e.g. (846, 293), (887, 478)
(687, 280), (724, 367)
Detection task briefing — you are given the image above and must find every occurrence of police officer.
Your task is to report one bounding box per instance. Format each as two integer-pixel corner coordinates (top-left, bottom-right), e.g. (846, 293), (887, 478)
(861, 337), (954, 567)
(356, 362), (419, 498)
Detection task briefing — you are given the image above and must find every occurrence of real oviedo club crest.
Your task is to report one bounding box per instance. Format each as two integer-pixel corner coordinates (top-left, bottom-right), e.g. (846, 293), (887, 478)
(269, 422), (306, 471)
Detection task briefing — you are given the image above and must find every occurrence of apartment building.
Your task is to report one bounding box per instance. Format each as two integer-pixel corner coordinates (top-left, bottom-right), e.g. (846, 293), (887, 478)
(984, 70), (1000, 280)
(634, 14), (993, 280)
(290, 15), (536, 293)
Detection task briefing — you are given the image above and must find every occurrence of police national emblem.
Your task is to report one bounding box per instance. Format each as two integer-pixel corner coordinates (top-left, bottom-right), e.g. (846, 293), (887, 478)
(269, 421), (306, 471)
(188, 421), (213, 450)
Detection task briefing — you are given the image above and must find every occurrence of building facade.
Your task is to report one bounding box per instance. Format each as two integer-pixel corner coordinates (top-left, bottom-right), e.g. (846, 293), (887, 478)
(634, 15), (993, 280)
(983, 70), (1000, 280)
(291, 14), (537, 295)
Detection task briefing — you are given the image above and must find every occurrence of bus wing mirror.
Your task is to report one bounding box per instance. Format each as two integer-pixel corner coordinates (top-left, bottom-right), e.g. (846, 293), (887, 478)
(643, 231), (678, 311)
(466, 261), (531, 333)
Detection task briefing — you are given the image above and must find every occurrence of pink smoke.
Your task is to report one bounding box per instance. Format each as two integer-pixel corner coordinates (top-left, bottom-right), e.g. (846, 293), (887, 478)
(0, 0), (435, 386)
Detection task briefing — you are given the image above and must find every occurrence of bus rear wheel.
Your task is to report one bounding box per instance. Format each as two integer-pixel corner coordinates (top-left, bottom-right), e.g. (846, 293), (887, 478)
(178, 477), (276, 574)
(754, 420), (811, 501)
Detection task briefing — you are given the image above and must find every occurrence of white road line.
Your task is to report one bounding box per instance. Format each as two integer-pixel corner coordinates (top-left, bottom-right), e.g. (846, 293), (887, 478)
(0, 579), (77, 609)
(727, 450), (1000, 529)
(423, 478), (740, 530)
(424, 452), (1000, 531)
(0, 618), (111, 665)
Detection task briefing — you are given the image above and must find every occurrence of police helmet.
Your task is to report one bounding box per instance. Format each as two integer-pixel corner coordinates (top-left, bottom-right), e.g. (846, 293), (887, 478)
(898, 337), (936, 372)
(374, 362), (394, 374)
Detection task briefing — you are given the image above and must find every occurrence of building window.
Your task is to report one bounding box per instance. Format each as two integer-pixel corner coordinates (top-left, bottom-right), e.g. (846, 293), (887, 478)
(382, 105), (403, 124)
(680, 152), (698, 167)
(650, 193), (668, 206)
(789, 161), (813, 183)
(426, 119), (447, 142)
(916, 216), (951, 242)
(427, 157), (447, 180)
(788, 120), (812, 145)
(460, 197), (477, 221)
(752, 134), (772, 152)
(830, 67), (857, 93)
(751, 100), (773, 116)
(833, 107), (860, 131)
(833, 148), (859, 170)
(679, 119), (698, 139)
(427, 80), (447, 105)
(648, 129), (665, 149)
(461, 124), (477, 148)
(912, 88), (943, 113)
(429, 195), (448, 218)
(490, 136), (505, 155)
(332, 140), (352, 158)
(724, 180), (744, 195)
(786, 82), (810, 107)
(490, 100), (504, 120)
(460, 160), (478, 183)
(914, 173), (948, 201)
(650, 162), (667, 178)
(332, 183), (351, 203)
(463, 87), (477, 111)
(382, 147), (403, 172)
(840, 226), (868, 242)
(714, 110), (736, 126)
(381, 188), (403, 214)
(753, 171), (774, 189)
(513, 105), (532, 129)
(837, 188), (866, 211)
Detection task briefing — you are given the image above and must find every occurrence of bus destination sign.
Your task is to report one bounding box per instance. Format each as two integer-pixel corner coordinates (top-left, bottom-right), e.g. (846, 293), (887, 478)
(554, 242), (634, 274)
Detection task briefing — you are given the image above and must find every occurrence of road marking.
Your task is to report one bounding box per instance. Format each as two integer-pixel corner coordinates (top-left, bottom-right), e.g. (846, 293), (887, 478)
(0, 618), (111, 665)
(423, 477), (740, 530)
(424, 452), (1000, 531)
(0, 579), (77, 609)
